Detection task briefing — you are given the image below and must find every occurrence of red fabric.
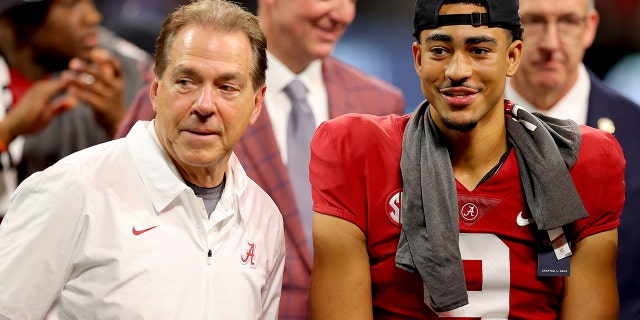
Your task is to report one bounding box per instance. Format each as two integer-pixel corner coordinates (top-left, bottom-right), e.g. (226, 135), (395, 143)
(7, 68), (36, 110)
(309, 113), (624, 319)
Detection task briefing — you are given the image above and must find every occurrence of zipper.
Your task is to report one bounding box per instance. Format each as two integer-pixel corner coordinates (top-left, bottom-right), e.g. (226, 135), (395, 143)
(205, 248), (213, 319)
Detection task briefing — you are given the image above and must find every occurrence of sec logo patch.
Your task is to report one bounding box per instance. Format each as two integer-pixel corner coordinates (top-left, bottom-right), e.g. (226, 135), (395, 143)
(385, 189), (403, 226)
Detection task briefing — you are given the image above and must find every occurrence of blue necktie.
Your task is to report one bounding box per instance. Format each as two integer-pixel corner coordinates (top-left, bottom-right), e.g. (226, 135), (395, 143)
(284, 79), (316, 253)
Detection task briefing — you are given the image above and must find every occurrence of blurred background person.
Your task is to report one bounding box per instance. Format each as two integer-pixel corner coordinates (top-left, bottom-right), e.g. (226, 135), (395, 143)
(0, 0), (152, 220)
(504, 1), (640, 319)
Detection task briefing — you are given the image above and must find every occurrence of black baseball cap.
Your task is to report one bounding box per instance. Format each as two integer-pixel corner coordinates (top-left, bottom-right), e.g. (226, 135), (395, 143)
(414, 0), (521, 34)
(0, 0), (46, 16)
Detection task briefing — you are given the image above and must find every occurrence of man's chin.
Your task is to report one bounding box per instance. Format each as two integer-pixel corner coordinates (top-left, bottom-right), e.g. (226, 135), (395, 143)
(441, 116), (478, 132)
(528, 74), (564, 91)
(309, 42), (337, 60)
(532, 69), (566, 89)
(537, 80), (564, 91)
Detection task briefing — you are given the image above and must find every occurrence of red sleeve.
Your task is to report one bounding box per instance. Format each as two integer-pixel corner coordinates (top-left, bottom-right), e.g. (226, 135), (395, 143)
(309, 113), (408, 235)
(569, 126), (626, 243)
(309, 116), (368, 233)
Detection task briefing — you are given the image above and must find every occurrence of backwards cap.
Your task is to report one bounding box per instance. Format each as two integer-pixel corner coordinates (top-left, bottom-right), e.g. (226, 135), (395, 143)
(414, 0), (520, 34)
(0, 0), (45, 17)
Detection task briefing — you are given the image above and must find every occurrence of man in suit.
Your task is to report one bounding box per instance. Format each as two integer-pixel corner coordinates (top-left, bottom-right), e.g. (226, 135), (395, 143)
(504, 1), (640, 318)
(115, 0), (404, 318)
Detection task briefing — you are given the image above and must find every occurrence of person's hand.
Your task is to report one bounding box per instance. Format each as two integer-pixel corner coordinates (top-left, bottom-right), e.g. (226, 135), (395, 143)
(0, 78), (77, 145)
(65, 47), (125, 138)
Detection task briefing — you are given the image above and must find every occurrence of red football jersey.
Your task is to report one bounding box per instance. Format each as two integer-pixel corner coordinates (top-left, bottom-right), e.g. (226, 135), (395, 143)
(310, 112), (624, 319)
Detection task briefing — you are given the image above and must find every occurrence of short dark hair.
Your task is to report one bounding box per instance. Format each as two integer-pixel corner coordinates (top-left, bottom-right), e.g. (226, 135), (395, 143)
(154, 0), (267, 91)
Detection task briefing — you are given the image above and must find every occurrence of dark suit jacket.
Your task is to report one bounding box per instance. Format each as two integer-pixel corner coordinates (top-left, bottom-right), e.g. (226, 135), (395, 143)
(234, 56), (404, 319)
(115, 56), (405, 319)
(586, 70), (640, 320)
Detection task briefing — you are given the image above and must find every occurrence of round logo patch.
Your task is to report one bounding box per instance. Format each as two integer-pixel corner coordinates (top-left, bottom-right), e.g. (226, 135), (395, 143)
(460, 202), (479, 223)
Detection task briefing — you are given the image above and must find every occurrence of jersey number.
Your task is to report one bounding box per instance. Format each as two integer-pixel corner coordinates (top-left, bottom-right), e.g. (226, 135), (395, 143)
(425, 233), (510, 319)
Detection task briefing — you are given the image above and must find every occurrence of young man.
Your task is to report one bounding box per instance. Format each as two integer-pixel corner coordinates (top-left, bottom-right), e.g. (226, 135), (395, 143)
(115, 1), (405, 318)
(0, 0), (152, 218)
(309, 0), (624, 318)
(504, 1), (640, 318)
(0, 1), (285, 318)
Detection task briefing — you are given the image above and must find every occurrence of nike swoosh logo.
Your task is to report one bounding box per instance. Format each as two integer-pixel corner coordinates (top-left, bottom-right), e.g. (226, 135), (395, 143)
(516, 212), (535, 227)
(132, 225), (159, 235)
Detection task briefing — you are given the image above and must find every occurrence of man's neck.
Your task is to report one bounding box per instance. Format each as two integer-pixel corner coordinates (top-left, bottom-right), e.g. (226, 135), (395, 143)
(441, 108), (508, 191)
(1, 43), (50, 81)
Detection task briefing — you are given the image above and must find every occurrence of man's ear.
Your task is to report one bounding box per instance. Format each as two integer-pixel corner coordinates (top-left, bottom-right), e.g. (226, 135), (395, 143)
(412, 41), (423, 77)
(506, 40), (522, 77)
(249, 85), (266, 125)
(149, 78), (160, 112)
(582, 9), (600, 50)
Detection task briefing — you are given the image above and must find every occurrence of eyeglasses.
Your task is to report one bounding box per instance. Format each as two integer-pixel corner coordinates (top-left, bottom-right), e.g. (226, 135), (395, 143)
(520, 14), (588, 39)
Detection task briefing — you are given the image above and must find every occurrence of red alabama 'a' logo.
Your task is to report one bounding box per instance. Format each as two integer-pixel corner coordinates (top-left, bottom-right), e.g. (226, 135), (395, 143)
(241, 241), (256, 268)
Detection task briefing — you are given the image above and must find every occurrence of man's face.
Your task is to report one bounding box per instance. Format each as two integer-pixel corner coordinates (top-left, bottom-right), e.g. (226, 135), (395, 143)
(412, 3), (521, 132)
(264, 0), (356, 63)
(512, 0), (598, 93)
(30, 0), (102, 62)
(150, 25), (264, 178)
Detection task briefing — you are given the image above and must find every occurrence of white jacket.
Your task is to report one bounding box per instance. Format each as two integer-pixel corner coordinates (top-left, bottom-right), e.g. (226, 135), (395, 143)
(0, 121), (285, 319)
